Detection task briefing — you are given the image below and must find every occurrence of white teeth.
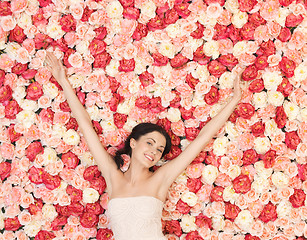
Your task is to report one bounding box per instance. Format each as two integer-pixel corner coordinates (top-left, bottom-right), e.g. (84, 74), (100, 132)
(145, 154), (153, 161)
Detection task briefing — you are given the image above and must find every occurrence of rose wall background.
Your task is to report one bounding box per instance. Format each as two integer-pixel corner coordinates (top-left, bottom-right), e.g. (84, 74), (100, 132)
(0, 0), (307, 239)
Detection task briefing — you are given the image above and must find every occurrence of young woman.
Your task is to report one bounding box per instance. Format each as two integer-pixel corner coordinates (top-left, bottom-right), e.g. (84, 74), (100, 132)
(45, 52), (243, 240)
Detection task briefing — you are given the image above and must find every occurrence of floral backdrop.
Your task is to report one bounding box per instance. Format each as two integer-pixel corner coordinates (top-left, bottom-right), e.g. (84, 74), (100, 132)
(0, 0), (306, 239)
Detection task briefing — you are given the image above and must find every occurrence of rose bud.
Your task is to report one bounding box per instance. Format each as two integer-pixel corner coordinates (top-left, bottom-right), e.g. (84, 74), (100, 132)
(277, 27), (291, 42)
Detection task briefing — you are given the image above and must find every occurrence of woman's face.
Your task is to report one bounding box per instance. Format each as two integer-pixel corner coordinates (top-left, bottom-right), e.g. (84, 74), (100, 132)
(130, 131), (166, 167)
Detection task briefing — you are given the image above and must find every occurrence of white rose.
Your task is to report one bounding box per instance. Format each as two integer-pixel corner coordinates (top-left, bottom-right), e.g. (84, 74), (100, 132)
(42, 204), (58, 221)
(17, 13), (32, 29)
(46, 23), (65, 40)
(224, 122), (239, 139)
(299, 108), (307, 122)
(219, 71), (235, 89)
(101, 119), (117, 132)
(264, 119), (278, 137)
(213, 136), (229, 156)
(83, 188), (100, 203)
(225, 0), (239, 13)
(180, 215), (197, 233)
(181, 192), (198, 207)
(231, 11), (248, 28)
(86, 105), (100, 121)
(233, 41), (248, 57)
(20, 99), (38, 111)
(253, 92), (267, 109)
(165, 23), (181, 38)
(227, 165), (241, 180)
(23, 220), (42, 237)
(194, 64), (210, 82)
(223, 186), (239, 203)
(234, 210), (254, 232)
(275, 7), (290, 27)
(63, 129), (80, 146)
(283, 100), (300, 121)
(180, 139), (191, 151)
(140, 0), (156, 18)
(166, 107), (181, 122)
(294, 62), (307, 82)
(79, 152), (95, 166)
(105, 59), (119, 77)
(5, 42), (20, 60)
(276, 200), (292, 218)
(128, 79), (141, 94)
(106, 0), (123, 18)
(262, 70), (283, 91)
(254, 161), (273, 178)
(212, 215), (225, 231)
(254, 137), (271, 154)
(42, 147), (58, 166)
(68, 74), (85, 88)
(117, 98), (135, 114)
(134, 57), (148, 75)
(198, 15), (217, 28)
(272, 172), (290, 188)
(0, 213), (4, 229)
(12, 86), (26, 100)
(202, 165), (218, 185)
(203, 40), (219, 59)
(76, 40), (90, 55)
(43, 82), (59, 99)
(68, 52), (83, 68)
(159, 41), (176, 59)
(251, 175), (270, 193)
(16, 110), (36, 128)
(267, 91), (284, 106)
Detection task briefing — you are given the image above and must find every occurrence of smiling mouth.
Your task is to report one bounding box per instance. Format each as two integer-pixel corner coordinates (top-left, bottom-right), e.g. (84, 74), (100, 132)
(145, 154), (154, 162)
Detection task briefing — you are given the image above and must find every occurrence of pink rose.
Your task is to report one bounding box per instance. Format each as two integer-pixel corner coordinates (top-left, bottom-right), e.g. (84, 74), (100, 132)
(152, 52), (169, 66)
(132, 23), (148, 41)
(123, 7), (140, 20)
(21, 69), (37, 80)
(66, 185), (83, 202)
(9, 25), (26, 44)
(8, 124), (22, 142)
(257, 40), (275, 56)
(225, 202), (241, 221)
(34, 33), (53, 49)
(4, 216), (22, 231)
(164, 8), (180, 25)
(12, 62), (27, 75)
(67, 202), (84, 216)
(0, 85), (12, 103)
(157, 118), (172, 132)
(147, 15), (165, 31)
(210, 186), (224, 202)
(207, 60), (227, 77)
(26, 141), (44, 162)
(118, 58), (135, 72)
(164, 220), (182, 237)
(242, 149), (259, 165)
(83, 165), (101, 181)
(81, 6), (94, 22)
(60, 14), (77, 32)
(249, 79), (264, 93)
(298, 164), (307, 181)
(262, 149), (276, 168)
(5, 100), (22, 119)
(80, 212), (99, 228)
(42, 172), (61, 190)
(233, 175), (251, 194)
(108, 76), (120, 93)
(108, 93), (122, 111)
(279, 56), (296, 78)
(176, 199), (191, 214)
(186, 73), (200, 89)
(66, 117), (78, 131)
(277, 78), (293, 97)
(174, 2), (190, 18)
(170, 53), (189, 69)
(169, 90), (181, 108)
(89, 39), (107, 56)
(164, 145), (182, 160)
(32, 8), (47, 27)
(279, 0), (295, 6)
(238, 0), (257, 12)
(180, 106), (195, 120)
(228, 24), (242, 43)
(113, 113), (128, 128)
(94, 26), (107, 40)
(289, 189), (306, 208)
(186, 231), (203, 240)
(39, 108), (54, 123)
(258, 202), (277, 223)
(63, 48), (76, 68)
(28, 198), (43, 215)
(185, 127), (200, 141)
(135, 96), (151, 109)
(93, 52), (111, 69)
(61, 151), (80, 169)
(35, 230), (56, 240)
(119, 0), (134, 8)
(139, 71), (154, 87)
(245, 234), (261, 240)
(97, 228), (113, 240)
(28, 166), (44, 184)
(0, 2), (12, 16)
(285, 131), (301, 150)
(0, 161), (11, 180)
(195, 214), (212, 229)
(213, 24), (229, 40)
(187, 178), (202, 193)
(26, 82), (43, 101)
(204, 86), (219, 105)
(285, 13), (304, 27)
(92, 120), (103, 134)
(0, 70), (5, 85)
(277, 27), (292, 42)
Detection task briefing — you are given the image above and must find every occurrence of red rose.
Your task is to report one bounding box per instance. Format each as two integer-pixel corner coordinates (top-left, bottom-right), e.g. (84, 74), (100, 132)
(277, 27), (292, 42)
(225, 202), (241, 221)
(132, 23), (148, 41)
(174, 2), (190, 18)
(52, 38), (69, 52)
(108, 93), (122, 111)
(39, 108), (54, 123)
(4, 216), (22, 231)
(289, 189), (306, 208)
(169, 90), (181, 108)
(152, 52), (169, 66)
(185, 127), (200, 141)
(195, 214), (212, 229)
(89, 39), (107, 56)
(147, 15), (165, 31)
(204, 86), (219, 105)
(279, 56), (296, 78)
(9, 25), (26, 44)
(26, 82), (43, 101)
(192, 151), (207, 164)
(83, 165), (101, 181)
(207, 60), (227, 78)
(249, 78), (264, 93)
(118, 58), (135, 72)
(298, 164), (307, 181)
(94, 27), (107, 40)
(66, 185), (82, 202)
(169, 131), (180, 145)
(123, 7), (140, 20)
(61, 151), (79, 169)
(277, 77), (293, 97)
(0, 85), (12, 103)
(191, 22), (204, 39)
(51, 215), (68, 231)
(135, 96), (151, 109)
(0, 69), (5, 85)
(254, 55), (268, 70)
(156, 118), (171, 132)
(93, 52), (111, 69)
(156, 2), (169, 17)
(262, 149), (276, 168)
(285, 13), (303, 27)
(210, 186), (224, 202)
(187, 178), (202, 193)
(233, 175), (251, 194)
(80, 212), (99, 228)
(258, 202), (277, 223)
(77, 90), (86, 105)
(205, 0), (225, 5)
(236, 103), (255, 119)
(229, 109), (239, 123)
(119, 0), (134, 7)
(164, 8), (179, 25)
(164, 220), (182, 237)
(274, 106), (287, 129)
(279, 0), (295, 6)
(193, 46), (210, 65)
(55, 205), (70, 217)
(170, 53), (189, 69)
(32, 8), (48, 27)
(0, 2), (12, 16)
(60, 14), (76, 32)
(0, 162), (11, 180)
(186, 73), (200, 89)
(66, 117), (78, 130)
(92, 120), (103, 134)
(60, 101), (71, 112)
(37, 0), (52, 7)
(242, 65), (258, 81)
(90, 176), (107, 194)
(12, 62), (28, 75)
(5, 99), (22, 119)
(21, 69), (37, 80)
(113, 113), (128, 128)
(42, 172), (61, 190)
(28, 198), (43, 215)
(26, 141), (44, 162)
(245, 234), (261, 240)
(186, 231), (203, 240)
(85, 201), (103, 215)
(164, 145), (182, 160)
(228, 24), (242, 43)
(218, 54), (238, 69)
(240, 22), (256, 40)
(35, 230), (56, 240)
(34, 33), (53, 49)
(179, 106), (195, 120)
(97, 228), (114, 240)
(285, 131), (301, 150)
(150, 97), (165, 113)
(213, 24), (229, 40)
(139, 71), (154, 87)
(8, 124), (22, 142)
(238, 0), (257, 11)
(205, 152), (220, 167)
(257, 40), (275, 56)
(176, 199), (191, 214)
(81, 6), (94, 22)
(28, 166), (44, 184)
(242, 149), (258, 165)
(67, 202), (84, 216)
(108, 76), (120, 93)
(251, 121), (265, 137)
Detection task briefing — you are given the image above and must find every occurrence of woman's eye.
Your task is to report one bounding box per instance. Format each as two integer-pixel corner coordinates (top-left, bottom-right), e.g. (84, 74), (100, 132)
(147, 142), (152, 145)
(158, 149), (163, 153)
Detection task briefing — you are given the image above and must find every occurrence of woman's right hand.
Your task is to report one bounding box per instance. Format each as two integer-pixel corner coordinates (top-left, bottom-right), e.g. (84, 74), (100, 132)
(45, 52), (67, 86)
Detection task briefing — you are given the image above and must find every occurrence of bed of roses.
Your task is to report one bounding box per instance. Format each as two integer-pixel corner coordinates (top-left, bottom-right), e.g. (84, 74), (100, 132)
(0, 0), (306, 239)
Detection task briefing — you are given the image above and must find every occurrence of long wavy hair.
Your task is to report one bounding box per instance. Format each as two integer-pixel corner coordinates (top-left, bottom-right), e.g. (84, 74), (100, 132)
(114, 123), (172, 171)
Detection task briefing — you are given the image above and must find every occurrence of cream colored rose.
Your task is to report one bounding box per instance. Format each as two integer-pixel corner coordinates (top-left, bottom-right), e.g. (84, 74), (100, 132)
(159, 41), (176, 59)
(254, 161), (273, 178)
(251, 175), (270, 193)
(275, 7), (290, 27)
(20, 99), (38, 111)
(283, 100), (300, 121)
(224, 122), (239, 139)
(225, 0), (239, 13)
(117, 98), (136, 114)
(76, 40), (90, 55)
(213, 136), (229, 156)
(23, 220), (42, 237)
(223, 186), (239, 203)
(294, 62), (307, 82)
(262, 70), (283, 91)
(194, 64), (210, 82)
(101, 119), (117, 132)
(68, 74), (85, 88)
(83, 187), (100, 203)
(272, 172), (290, 188)
(128, 79), (141, 94)
(42, 204), (58, 221)
(86, 105), (100, 121)
(231, 11), (248, 28)
(166, 23), (181, 38)
(210, 104), (223, 118)
(43, 82), (59, 99)
(202, 165), (218, 185)
(17, 13), (32, 29)
(233, 41), (248, 57)
(180, 215), (197, 233)
(264, 119), (278, 137)
(234, 210), (254, 232)
(219, 72), (235, 89)
(63, 129), (80, 146)
(253, 92), (267, 109)
(166, 107), (181, 122)
(42, 147), (58, 166)
(5, 42), (20, 60)
(13, 86), (26, 100)
(276, 200), (292, 218)
(299, 108), (307, 122)
(212, 215), (225, 231)
(0, 213), (4, 229)
(181, 192), (198, 207)
(227, 165), (241, 180)
(46, 23), (65, 40)
(140, 0), (156, 18)
(106, 1), (123, 18)
(106, 59), (120, 77)
(79, 152), (95, 167)
(254, 137), (271, 154)
(267, 91), (284, 106)
(203, 40), (220, 59)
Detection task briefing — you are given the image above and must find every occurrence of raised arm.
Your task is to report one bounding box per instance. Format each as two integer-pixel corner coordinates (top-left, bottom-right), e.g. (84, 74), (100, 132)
(44, 52), (118, 182)
(157, 72), (243, 187)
